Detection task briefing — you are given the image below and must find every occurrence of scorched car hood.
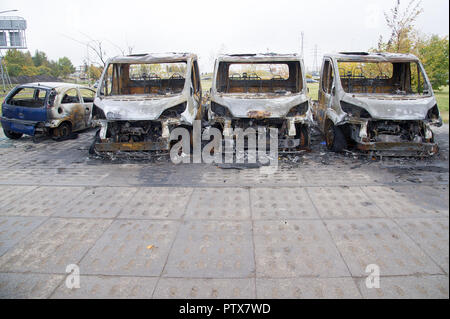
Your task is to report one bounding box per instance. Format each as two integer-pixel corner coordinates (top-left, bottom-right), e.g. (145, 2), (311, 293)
(94, 93), (192, 122)
(342, 94), (437, 120)
(212, 93), (310, 118)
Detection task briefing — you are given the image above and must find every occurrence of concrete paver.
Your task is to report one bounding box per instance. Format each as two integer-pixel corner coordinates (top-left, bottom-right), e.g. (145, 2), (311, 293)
(307, 187), (386, 219)
(356, 275), (449, 299)
(185, 188), (250, 220)
(0, 186), (84, 217)
(80, 220), (179, 276)
(52, 275), (159, 299)
(254, 220), (351, 278)
(0, 126), (448, 298)
(154, 278), (255, 299)
(53, 187), (138, 219)
(0, 216), (46, 256)
(256, 277), (362, 299)
(164, 221), (255, 278)
(0, 273), (64, 299)
(250, 188), (319, 220)
(118, 187), (193, 220)
(0, 218), (112, 273)
(324, 219), (443, 277)
(395, 218), (449, 273)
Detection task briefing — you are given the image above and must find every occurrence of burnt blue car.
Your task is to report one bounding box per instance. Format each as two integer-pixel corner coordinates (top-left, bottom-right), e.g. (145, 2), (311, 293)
(1, 82), (95, 139)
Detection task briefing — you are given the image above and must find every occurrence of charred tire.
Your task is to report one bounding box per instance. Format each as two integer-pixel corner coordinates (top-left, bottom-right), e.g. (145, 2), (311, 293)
(325, 121), (347, 152)
(297, 125), (310, 148)
(54, 122), (72, 139)
(89, 129), (101, 155)
(3, 128), (23, 140)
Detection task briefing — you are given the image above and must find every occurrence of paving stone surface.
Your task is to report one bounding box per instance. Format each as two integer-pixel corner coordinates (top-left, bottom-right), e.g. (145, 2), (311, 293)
(154, 278), (255, 299)
(0, 216), (46, 256)
(307, 186), (386, 219)
(0, 186), (85, 217)
(357, 275), (449, 299)
(324, 219), (444, 277)
(80, 220), (178, 276)
(0, 273), (64, 299)
(0, 125), (448, 298)
(256, 277), (362, 299)
(253, 220), (350, 278)
(164, 221), (255, 278)
(250, 188), (319, 220)
(53, 187), (138, 219)
(395, 218), (449, 273)
(52, 275), (159, 299)
(201, 168), (303, 187)
(0, 218), (112, 273)
(0, 186), (37, 212)
(362, 185), (449, 218)
(118, 188), (193, 220)
(185, 188), (250, 220)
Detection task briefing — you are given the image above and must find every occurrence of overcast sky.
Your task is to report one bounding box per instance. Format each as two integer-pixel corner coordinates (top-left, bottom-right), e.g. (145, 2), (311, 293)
(2, 0), (449, 72)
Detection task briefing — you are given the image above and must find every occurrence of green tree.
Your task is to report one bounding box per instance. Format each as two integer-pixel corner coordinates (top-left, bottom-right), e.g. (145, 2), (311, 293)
(37, 65), (53, 76)
(32, 50), (49, 67)
(88, 65), (103, 80)
(3, 49), (77, 79)
(416, 35), (449, 89)
(48, 61), (61, 77)
(375, 0), (423, 53)
(3, 49), (38, 77)
(57, 57), (75, 77)
(373, 0), (449, 90)
(83, 63), (103, 80)
(21, 65), (39, 76)
(4, 49), (33, 66)
(5, 64), (22, 77)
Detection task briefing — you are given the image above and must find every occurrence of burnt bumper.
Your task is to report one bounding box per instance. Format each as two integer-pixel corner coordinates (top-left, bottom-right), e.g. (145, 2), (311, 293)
(93, 139), (170, 152)
(356, 141), (438, 157)
(1, 117), (39, 136)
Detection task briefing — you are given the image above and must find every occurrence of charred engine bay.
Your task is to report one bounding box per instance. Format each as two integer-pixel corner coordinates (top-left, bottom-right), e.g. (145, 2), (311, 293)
(107, 121), (164, 143)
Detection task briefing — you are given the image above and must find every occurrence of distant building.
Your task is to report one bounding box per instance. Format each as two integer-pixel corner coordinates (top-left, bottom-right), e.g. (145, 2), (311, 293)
(1, 15), (28, 90)
(0, 16), (27, 49)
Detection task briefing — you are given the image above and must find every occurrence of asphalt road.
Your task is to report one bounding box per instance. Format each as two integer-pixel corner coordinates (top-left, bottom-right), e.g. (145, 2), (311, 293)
(0, 125), (448, 299)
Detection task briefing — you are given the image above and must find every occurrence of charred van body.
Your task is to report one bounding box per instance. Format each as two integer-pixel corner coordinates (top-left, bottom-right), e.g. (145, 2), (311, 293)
(314, 52), (442, 157)
(207, 54), (313, 151)
(90, 53), (202, 153)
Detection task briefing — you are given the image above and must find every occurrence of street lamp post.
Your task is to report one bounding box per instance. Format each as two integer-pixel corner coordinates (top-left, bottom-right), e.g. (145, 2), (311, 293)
(0, 10), (18, 15)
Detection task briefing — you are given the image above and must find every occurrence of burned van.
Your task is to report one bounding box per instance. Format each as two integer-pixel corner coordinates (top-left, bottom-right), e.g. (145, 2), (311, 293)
(314, 52), (442, 156)
(208, 54), (312, 150)
(90, 53), (202, 153)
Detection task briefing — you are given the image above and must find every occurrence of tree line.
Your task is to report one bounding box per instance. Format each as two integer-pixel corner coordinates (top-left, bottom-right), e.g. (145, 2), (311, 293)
(373, 0), (449, 89)
(2, 49), (76, 78)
